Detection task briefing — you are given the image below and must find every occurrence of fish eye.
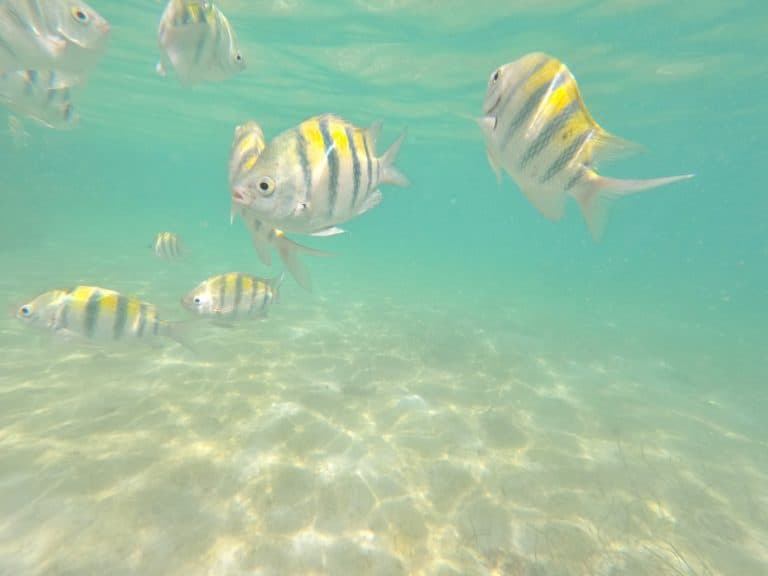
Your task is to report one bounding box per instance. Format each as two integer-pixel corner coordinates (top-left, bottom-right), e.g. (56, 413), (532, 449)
(258, 177), (275, 196)
(235, 53), (242, 62)
(193, 297), (201, 304)
(19, 305), (31, 317)
(71, 6), (89, 23)
(491, 68), (500, 83)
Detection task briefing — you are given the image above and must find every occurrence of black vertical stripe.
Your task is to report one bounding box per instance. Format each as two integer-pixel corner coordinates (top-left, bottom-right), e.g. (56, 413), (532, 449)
(152, 316), (160, 336)
(319, 117), (339, 217)
(136, 304), (147, 337)
(519, 99), (579, 169)
(218, 276), (227, 314)
(346, 127), (361, 209)
(564, 169), (586, 191)
(295, 128), (312, 203)
(540, 128), (593, 183)
(362, 136), (373, 197)
(83, 290), (101, 339)
(495, 55), (550, 124)
(502, 82), (550, 150)
(113, 295), (129, 340)
(233, 274), (244, 317)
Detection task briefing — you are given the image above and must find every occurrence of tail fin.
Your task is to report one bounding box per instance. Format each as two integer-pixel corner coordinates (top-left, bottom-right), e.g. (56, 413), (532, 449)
(272, 233), (332, 291)
(380, 128), (410, 187)
(270, 272), (286, 303)
(164, 320), (200, 356)
(577, 173), (694, 241)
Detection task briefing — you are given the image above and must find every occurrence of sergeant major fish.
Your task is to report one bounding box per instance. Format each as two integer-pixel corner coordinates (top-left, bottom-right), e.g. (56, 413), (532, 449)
(16, 285), (186, 346)
(152, 231), (183, 259)
(229, 120), (330, 290)
(231, 113), (409, 236)
(0, 69), (77, 128)
(181, 272), (282, 319)
(478, 52), (693, 240)
(157, 0), (245, 85)
(0, 0), (110, 87)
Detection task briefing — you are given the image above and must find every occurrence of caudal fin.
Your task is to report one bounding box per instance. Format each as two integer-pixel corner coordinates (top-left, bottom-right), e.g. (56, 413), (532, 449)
(273, 233), (332, 291)
(380, 128), (410, 187)
(576, 173), (694, 241)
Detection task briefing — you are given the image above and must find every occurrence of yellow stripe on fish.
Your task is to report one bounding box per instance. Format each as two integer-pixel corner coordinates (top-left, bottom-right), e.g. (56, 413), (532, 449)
(181, 272), (283, 318)
(479, 52), (693, 240)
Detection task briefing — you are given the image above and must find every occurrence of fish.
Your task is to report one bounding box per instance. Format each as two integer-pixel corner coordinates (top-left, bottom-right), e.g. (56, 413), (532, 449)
(0, 69), (78, 128)
(181, 272), (283, 319)
(231, 113), (409, 236)
(0, 0), (110, 87)
(157, 0), (245, 85)
(16, 285), (186, 346)
(478, 52), (694, 240)
(152, 231), (183, 259)
(229, 120), (331, 290)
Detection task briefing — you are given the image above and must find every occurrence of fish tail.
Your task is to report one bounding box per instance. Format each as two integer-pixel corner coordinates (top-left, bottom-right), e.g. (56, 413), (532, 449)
(577, 173), (694, 241)
(273, 233), (333, 291)
(379, 128), (410, 187)
(163, 320), (199, 355)
(269, 272), (286, 303)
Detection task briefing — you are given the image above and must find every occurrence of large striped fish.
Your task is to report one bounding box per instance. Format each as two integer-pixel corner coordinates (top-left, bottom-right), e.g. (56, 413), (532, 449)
(157, 0), (245, 85)
(478, 52), (693, 240)
(0, 0), (110, 87)
(0, 69), (78, 128)
(181, 272), (282, 319)
(16, 285), (184, 345)
(229, 120), (330, 290)
(231, 113), (409, 236)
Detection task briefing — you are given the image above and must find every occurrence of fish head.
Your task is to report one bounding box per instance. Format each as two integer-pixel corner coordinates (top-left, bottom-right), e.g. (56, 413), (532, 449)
(15, 289), (68, 328)
(181, 285), (214, 315)
(228, 121), (266, 187)
(49, 0), (110, 53)
(483, 53), (549, 117)
(231, 145), (302, 226)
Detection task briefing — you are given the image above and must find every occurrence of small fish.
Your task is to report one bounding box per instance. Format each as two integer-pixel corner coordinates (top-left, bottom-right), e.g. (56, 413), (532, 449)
(181, 272), (283, 319)
(152, 231), (183, 259)
(0, 0), (110, 87)
(157, 0), (245, 85)
(0, 69), (78, 128)
(16, 285), (184, 345)
(231, 113), (409, 236)
(229, 120), (330, 290)
(478, 52), (693, 240)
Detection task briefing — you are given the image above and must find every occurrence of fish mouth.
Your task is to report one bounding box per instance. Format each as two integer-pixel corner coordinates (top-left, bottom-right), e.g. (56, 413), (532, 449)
(231, 187), (249, 205)
(484, 95), (501, 116)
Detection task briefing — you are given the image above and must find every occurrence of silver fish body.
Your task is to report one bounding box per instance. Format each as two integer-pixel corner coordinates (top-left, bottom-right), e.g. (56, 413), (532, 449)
(153, 231), (183, 259)
(479, 52), (693, 240)
(231, 113), (409, 236)
(0, 0), (110, 86)
(0, 69), (77, 128)
(228, 120), (330, 290)
(17, 285), (179, 344)
(181, 272), (282, 319)
(157, 0), (245, 85)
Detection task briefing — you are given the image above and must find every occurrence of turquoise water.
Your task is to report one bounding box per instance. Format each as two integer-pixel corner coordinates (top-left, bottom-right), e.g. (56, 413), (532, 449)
(1, 1), (767, 574)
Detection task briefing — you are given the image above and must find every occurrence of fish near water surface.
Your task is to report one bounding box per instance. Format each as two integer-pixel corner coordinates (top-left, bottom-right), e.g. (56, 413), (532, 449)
(479, 52), (693, 240)
(181, 272), (282, 319)
(229, 120), (331, 291)
(0, 0), (110, 87)
(231, 113), (409, 236)
(157, 0), (245, 85)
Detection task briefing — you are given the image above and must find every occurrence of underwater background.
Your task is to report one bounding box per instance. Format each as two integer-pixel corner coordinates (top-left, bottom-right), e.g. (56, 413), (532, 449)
(1, 0), (766, 574)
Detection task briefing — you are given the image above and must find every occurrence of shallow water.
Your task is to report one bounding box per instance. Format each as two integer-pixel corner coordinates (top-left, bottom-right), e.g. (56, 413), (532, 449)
(1, 1), (766, 574)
